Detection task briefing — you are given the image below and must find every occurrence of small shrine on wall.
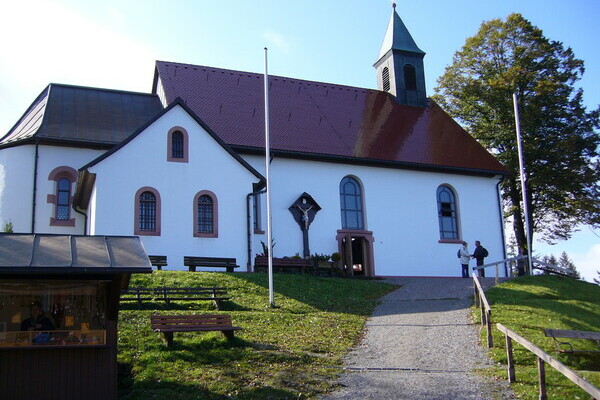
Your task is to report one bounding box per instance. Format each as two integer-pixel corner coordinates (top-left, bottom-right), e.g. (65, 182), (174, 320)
(0, 233), (152, 400)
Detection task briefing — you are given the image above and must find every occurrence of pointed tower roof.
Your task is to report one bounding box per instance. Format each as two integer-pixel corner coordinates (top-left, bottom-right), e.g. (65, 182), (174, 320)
(376, 3), (425, 62)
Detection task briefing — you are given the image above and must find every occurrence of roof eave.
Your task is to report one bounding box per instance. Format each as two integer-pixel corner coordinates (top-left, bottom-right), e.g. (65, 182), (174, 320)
(233, 145), (508, 178)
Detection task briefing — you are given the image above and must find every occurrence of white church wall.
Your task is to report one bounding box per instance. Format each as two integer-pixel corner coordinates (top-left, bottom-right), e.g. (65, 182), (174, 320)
(87, 105), (260, 270)
(34, 145), (103, 234)
(0, 145), (35, 232)
(244, 155), (505, 277)
(0, 144), (102, 234)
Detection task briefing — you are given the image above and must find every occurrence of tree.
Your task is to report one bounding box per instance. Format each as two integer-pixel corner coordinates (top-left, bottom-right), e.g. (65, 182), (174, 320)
(540, 254), (558, 275)
(434, 13), (600, 258)
(557, 251), (580, 279)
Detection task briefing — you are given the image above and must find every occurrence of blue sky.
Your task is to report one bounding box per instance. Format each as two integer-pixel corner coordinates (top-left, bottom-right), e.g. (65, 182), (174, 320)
(1, 0), (598, 280)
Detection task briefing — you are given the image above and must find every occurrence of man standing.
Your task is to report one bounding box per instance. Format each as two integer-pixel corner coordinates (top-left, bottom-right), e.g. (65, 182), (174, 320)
(472, 240), (488, 277)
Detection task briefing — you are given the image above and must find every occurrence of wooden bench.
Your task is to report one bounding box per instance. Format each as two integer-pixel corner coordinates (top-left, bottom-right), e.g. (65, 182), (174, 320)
(184, 256), (239, 272)
(254, 256), (312, 274)
(149, 255), (168, 270)
(544, 328), (600, 353)
(121, 287), (230, 310)
(150, 314), (242, 347)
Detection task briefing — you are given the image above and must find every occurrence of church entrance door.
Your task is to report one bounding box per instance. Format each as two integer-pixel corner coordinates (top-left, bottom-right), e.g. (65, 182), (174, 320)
(336, 230), (374, 277)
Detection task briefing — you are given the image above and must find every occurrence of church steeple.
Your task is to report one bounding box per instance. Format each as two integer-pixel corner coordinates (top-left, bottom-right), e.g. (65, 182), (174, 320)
(374, 3), (427, 107)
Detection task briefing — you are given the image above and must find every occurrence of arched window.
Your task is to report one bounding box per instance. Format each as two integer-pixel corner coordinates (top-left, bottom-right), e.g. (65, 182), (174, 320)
(437, 185), (459, 240)
(404, 64), (417, 91)
(167, 127), (188, 162)
(134, 187), (161, 235)
(382, 66), (390, 92)
(194, 191), (218, 237)
(47, 166), (77, 227)
(171, 131), (184, 158)
(340, 176), (364, 230)
(56, 178), (71, 220)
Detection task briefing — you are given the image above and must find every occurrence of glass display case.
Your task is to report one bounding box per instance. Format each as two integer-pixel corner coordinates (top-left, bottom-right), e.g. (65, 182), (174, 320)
(0, 279), (107, 348)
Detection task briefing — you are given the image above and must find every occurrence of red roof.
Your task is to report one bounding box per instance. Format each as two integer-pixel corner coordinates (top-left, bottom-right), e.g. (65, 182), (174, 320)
(154, 61), (508, 175)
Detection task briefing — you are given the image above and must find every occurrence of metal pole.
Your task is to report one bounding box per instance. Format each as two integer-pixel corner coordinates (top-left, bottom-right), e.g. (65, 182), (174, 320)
(512, 93), (533, 274)
(264, 47), (275, 307)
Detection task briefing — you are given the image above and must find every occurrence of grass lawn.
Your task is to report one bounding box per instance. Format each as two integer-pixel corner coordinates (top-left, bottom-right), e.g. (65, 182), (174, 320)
(117, 271), (395, 399)
(478, 275), (600, 400)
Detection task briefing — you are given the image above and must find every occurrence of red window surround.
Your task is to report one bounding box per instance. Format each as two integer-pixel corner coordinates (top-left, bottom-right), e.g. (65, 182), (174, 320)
(134, 187), (161, 236)
(193, 190), (218, 238)
(47, 166), (77, 227)
(167, 126), (189, 163)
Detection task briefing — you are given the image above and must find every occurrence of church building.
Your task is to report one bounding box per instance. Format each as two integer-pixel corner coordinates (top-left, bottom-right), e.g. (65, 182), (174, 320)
(0, 6), (508, 277)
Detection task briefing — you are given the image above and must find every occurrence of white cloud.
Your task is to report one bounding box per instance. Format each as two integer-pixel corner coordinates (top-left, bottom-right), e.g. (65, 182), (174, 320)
(572, 244), (600, 283)
(263, 31), (290, 54)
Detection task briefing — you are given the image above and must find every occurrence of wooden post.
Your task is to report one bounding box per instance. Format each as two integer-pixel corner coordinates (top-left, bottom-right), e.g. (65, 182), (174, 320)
(480, 302), (486, 326)
(473, 280), (480, 308)
(506, 335), (516, 383)
(486, 309), (493, 348)
(538, 357), (547, 400)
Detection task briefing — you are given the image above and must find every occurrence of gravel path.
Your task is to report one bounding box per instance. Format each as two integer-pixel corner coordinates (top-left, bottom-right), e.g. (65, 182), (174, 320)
(319, 277), (515, 400)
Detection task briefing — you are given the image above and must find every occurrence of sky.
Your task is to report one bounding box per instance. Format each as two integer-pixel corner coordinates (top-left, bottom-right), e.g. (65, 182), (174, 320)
(0, 0), (598, 281)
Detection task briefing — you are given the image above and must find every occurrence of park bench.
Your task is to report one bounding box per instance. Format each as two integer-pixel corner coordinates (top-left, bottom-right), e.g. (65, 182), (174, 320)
(254, 256), (312, 274)
(150, 314), (242, 347)
(184, 256), (239, 272)
(148, 255), (168, 270)
(544, 328), (600, 354)
(120, 286), (230, 310)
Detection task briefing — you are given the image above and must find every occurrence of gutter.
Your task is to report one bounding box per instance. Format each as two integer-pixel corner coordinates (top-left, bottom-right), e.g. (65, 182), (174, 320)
(72, 170), (96, 235)
(496, 176), (508, 276)
(30, 138), (40, 233)
(246, 187), (267, 272)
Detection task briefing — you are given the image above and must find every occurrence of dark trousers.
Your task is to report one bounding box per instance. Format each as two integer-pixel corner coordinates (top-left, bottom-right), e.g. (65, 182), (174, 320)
(477, 262), (485, 277)
(461, 264), (469, 278)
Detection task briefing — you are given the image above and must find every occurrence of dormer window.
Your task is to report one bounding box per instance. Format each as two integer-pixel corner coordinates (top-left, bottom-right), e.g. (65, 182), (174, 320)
(167, 127), (189, 163)
(382, 67), (390, 92)
(404, 64), (417, 91)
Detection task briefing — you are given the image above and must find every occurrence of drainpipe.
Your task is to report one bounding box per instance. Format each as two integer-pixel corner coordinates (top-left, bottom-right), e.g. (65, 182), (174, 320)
(73, 207), (88, 235)
(496, 176), (508, 276)
(30, 139), (40, 233)
(246, 188), (266, 271)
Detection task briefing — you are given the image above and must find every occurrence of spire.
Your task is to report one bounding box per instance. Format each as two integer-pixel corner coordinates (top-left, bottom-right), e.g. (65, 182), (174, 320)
(373, 3), (427, 107)
(376, 3), (424, 63)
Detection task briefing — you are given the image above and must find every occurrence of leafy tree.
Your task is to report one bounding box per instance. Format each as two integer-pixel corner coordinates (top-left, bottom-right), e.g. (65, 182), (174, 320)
(434, 13), (600, 257)
(594, 271), (599, 285)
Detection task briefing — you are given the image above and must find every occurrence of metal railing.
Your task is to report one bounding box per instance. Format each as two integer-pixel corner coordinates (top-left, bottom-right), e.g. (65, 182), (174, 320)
(472, 255), (576, 283)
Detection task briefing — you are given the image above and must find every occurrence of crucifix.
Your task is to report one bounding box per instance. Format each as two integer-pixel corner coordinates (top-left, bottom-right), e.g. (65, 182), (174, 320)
(288, 193), (321, 258)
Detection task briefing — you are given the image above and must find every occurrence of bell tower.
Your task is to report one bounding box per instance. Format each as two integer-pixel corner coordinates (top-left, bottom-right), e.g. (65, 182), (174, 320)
(374, 3), (427, 107)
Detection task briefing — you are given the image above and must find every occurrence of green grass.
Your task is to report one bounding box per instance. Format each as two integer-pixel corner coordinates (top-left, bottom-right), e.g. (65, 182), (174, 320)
(117, 271), (395, 399)
(478, 275), (600, 400)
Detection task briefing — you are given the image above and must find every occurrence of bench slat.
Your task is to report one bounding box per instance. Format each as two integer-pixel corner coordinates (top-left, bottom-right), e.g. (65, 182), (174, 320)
(151, 314), (242, 346)
(121, 287), (230, 309)
(544, 329), (600, 341)
(184, 256), (239, 272)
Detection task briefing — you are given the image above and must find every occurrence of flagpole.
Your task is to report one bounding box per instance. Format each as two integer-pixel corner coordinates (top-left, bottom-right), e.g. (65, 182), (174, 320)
(512, 93), (533, 275)
(264, 47), (275, 307)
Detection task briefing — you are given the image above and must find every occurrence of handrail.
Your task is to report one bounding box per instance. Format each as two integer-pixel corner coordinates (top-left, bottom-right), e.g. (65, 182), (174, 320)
(496, 323), (600, 400)
(472, 255), (576, 281)
(472, 275), (493, 348)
